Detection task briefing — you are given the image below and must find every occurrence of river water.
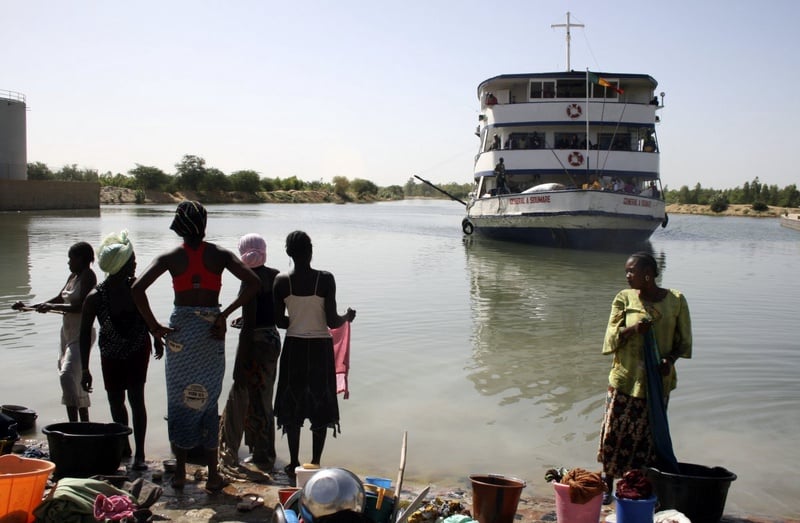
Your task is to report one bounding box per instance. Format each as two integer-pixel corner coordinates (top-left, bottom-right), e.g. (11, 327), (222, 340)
(1, 201), (798, 518)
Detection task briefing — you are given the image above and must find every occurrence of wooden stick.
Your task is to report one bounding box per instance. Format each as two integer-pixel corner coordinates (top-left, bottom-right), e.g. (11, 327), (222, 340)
(15, 306), (65, 315)
(394, 431), (407, 501)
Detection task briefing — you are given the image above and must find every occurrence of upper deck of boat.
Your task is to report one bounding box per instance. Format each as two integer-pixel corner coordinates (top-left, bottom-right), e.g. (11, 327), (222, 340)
(478, 71), (659, 109)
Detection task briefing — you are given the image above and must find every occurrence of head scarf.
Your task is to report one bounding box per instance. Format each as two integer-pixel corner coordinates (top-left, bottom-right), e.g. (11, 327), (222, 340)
(170, 200), (207, 238)
(97, 230), (134, 276)
(238, 233), (267, 268)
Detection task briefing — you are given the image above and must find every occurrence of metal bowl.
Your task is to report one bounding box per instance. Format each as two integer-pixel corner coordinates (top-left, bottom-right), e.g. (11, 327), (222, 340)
(300, 468), (366, 521)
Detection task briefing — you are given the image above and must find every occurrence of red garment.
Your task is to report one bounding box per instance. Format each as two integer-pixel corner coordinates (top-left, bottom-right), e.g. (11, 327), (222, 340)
(329, 322), (351, 399)
(172, 242), (222, 292)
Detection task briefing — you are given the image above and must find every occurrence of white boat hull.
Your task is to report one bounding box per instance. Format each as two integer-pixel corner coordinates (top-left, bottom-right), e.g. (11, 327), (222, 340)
(780, 214), (800, 231)
(466, 189), (666, 249)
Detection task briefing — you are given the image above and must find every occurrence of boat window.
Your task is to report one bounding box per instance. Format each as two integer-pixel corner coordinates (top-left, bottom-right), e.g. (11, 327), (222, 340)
(556, 80), (586, 98)
(597, 133), (632, 151)
(591, 82), (620, 99)
(554, 132), (587, 149)
(530, 81), (556, 99)
(504, 132), (545, 150)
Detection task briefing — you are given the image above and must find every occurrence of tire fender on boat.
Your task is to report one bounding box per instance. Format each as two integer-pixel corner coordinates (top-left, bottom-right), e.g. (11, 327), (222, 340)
(462, 218), (474, 235)
(566, 103), (582, 119)
(568, 151), (584, 166)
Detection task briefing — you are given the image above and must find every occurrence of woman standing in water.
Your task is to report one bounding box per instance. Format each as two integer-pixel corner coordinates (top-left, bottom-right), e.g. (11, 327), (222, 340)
(597, 251), (692, 503)
(219, 233), (281, 473)
(273, 230), (355, 479)
(132, 201), (259, 491)
(14, 241), (97, 422)
(80, 230), (164, 471)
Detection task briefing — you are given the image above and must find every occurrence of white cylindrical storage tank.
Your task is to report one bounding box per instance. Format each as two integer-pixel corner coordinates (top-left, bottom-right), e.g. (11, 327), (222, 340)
(0, 90), (28, 181)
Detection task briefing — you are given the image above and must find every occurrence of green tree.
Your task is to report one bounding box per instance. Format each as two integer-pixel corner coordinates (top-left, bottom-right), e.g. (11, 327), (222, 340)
(350, 178), (378, 196)
(332, 176), (350, 197)
(27, 162), (54, 180)
(261, 177), (277, 191)
(198, 167), (229, 191)
(229, 170), (261, 193)
(379, 185), (405, 199)
(175, 154), (206, 190)
(99, 171), (136, 188)
(129, 164), (170, 190)
(780, 184), (800, 207)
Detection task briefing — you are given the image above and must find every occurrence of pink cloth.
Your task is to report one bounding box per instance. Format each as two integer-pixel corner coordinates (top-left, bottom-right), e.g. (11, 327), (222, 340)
(94, 493), (135, 521)
(329, 322), (351, 399)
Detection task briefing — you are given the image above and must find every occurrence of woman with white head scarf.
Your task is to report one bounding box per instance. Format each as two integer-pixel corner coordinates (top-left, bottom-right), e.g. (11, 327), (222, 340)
(80, 230), (165, 471)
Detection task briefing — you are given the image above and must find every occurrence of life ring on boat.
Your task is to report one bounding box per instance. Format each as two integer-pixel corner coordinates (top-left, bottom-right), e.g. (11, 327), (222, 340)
(462, 218), (474, 235)
(568, 151), (584, 167)
(566, 103), (582, 119)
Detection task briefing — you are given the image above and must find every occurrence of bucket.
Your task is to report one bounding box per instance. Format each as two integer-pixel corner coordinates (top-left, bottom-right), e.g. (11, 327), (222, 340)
(469, 474), (526, 523)
(295, 465), (325, 489)
(612, 494), (656, 523)
(364, 485), (395, 523)
(645, 462), (736, 523)
(42, 422), (131, 478)
(0, 406), (37, 432)
(0, 454), (55, 523)
(553, 482), (603, 523)
(365, 476), (392, 489)
(280, 487), (302, 505)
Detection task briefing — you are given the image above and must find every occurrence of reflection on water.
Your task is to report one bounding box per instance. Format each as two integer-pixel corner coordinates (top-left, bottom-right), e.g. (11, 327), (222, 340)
(463, 238), (632, 420)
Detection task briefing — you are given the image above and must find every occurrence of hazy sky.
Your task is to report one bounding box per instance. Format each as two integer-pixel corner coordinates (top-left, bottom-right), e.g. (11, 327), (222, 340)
(4, 0), (799, 190)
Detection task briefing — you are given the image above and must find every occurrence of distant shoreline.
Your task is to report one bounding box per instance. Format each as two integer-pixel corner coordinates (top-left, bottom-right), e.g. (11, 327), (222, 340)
(99, 187), (798, 218)
(665, 203), (799, 218)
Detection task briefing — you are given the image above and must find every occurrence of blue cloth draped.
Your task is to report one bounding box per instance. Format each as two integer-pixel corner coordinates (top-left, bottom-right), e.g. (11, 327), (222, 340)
(643, 329), (680, 473)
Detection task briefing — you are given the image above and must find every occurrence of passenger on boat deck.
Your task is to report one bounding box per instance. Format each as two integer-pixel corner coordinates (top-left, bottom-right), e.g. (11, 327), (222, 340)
(582, 177), (602, 191)
(639, 182), (659, 198)
(486, 92), (498, 105)
(494, 158), (508, 194)
(491, 134), (501, 150)
(612, 178), (622, 192)
(531, 132), (542, 149)
(566, 134), (578, 148)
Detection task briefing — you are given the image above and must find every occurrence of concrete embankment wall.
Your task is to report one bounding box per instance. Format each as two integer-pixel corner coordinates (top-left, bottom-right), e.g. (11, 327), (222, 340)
(0, 180), (99, 211)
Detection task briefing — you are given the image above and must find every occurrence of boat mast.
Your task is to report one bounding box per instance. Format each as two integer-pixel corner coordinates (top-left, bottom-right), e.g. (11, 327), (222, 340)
(551, 11), (584, 71)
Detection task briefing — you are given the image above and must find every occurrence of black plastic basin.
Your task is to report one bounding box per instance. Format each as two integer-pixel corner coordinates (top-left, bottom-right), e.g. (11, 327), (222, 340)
(646, 462), (737, 523)
(42, 422), (132, 478)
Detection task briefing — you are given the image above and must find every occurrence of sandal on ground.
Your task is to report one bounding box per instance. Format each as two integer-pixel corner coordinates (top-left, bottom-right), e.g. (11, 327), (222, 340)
(236, 493), (265, 512)
(204, 475), (231, 494)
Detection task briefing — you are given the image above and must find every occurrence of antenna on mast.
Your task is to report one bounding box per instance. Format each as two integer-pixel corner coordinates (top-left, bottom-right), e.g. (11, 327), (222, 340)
(551, 11), (584, 71)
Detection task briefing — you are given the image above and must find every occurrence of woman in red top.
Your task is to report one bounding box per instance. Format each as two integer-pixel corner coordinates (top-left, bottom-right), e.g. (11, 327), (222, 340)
(132, 200), (259, 491)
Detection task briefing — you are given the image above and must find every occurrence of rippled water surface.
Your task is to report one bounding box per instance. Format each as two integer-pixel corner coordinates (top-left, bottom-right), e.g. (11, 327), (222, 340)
(1, 202), (798, 518)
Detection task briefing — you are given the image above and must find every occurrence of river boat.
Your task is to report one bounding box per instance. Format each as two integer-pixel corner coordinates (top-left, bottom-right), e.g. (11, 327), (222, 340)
(462, 13), (667, 250)
(780, 213), (800, 231)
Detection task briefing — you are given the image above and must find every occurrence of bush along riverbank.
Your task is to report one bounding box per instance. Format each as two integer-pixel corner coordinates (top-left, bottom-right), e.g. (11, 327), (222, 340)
(99, 187), (395, 205)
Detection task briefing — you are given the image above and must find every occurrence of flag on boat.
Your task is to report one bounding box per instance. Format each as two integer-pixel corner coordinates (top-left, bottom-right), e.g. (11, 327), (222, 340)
(588, 72), (624, 94)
